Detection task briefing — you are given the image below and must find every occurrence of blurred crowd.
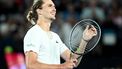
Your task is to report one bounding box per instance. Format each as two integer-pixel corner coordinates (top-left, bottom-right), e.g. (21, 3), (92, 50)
(0, 0), (122, 69)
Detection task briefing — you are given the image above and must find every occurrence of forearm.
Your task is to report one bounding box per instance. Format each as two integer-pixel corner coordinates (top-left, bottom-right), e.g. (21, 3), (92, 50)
(61, 39), (88, 67)
(27, 61), (65, 69)
(71, 39), (88, 66)
(76, 39), (88, 54)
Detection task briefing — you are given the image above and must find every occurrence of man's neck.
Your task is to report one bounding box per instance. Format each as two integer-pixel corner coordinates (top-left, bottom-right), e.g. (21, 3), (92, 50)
(37, 18), (52, 32)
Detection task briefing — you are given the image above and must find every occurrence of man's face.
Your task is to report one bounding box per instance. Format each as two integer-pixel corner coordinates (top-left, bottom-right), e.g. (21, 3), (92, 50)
(39, 0), (56, 20)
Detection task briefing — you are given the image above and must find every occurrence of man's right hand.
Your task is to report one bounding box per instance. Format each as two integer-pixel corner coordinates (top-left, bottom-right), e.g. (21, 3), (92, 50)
(61, 59), (77, 69)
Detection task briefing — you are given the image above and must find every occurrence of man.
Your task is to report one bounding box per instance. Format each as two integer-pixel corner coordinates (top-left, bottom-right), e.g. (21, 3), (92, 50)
(24, 0), (97, 69)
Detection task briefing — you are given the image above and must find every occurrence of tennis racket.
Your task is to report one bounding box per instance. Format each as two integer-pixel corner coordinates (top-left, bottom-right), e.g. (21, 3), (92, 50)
(68, 19), (101, 66)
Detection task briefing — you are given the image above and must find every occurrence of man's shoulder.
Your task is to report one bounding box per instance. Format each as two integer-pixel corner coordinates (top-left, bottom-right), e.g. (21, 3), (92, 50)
(27, 25), (42, 34)
(51, 31), (58, 36)
(24, 25), (43, 38)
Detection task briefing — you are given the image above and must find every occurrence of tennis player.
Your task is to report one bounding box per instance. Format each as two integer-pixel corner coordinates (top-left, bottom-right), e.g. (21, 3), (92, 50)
(24, 0), (97, 69)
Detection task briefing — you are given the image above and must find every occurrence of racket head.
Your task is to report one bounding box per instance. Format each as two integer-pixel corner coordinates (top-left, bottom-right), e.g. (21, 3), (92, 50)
(69, 19), (101, 55)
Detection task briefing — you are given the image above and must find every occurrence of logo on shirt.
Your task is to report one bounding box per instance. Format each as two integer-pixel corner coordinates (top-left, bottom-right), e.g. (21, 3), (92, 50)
(56, 41), (59, 43)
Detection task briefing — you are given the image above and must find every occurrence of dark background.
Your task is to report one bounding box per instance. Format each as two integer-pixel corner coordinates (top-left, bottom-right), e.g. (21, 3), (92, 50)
(0, 0), (122, 69)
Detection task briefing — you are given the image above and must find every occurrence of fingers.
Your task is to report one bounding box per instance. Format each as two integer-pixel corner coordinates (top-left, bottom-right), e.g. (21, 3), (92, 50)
(85, 25), (89, 31)
(86, 25), (97, 36)
(64, 59), (78, 69)
(64, 60), (75, 69)
(72, 59), (78, 64)
(90, 25), (97, 35)
(72, 59), (78, 67)
(70, 59), (78, 67)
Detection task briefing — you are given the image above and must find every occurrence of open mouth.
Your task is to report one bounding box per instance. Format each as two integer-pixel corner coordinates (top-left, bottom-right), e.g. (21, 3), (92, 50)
(51, 11), (56, 16)
(51, 13), (55, 16)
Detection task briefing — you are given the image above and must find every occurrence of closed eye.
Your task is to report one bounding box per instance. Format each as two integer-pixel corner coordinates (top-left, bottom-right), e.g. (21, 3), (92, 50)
(48, 4), (55, 8)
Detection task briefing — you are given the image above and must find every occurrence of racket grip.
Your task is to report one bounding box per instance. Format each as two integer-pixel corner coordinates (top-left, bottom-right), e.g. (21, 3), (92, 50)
(70, 53), (73, 59)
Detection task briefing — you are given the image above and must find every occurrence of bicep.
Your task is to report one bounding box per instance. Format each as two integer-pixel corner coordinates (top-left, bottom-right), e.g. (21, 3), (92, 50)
(25, 51), (38, 68)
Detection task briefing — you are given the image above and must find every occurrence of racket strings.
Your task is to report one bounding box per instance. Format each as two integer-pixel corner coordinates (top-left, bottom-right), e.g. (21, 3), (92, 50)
(69, 19), (101, 55)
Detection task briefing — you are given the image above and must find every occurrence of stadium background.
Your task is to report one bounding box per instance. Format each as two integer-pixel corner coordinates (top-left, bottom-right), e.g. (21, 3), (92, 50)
(0, 0), (122, 69)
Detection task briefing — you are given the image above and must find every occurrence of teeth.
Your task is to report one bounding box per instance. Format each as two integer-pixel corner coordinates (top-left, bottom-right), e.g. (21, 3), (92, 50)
(51, 13), (55, 15)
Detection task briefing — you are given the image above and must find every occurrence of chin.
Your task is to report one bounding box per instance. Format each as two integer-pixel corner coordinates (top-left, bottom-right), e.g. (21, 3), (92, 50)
(53, 17), (56, 20)
(50, 17), (56, 21)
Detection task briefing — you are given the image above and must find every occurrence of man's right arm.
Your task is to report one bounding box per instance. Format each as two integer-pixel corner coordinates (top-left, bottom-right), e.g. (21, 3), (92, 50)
(25, 51), (75, 69)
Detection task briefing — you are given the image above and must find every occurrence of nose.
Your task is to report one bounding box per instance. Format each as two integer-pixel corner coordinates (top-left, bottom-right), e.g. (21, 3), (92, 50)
(53, 7), (56, 12)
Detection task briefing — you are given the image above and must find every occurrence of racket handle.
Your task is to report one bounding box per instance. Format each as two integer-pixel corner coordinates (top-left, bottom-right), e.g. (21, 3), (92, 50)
(70, 53), (73, 59)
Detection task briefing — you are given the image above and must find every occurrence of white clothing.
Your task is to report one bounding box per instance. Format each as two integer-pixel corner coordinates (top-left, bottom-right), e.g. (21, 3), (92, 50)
(24, 25), (68, 64)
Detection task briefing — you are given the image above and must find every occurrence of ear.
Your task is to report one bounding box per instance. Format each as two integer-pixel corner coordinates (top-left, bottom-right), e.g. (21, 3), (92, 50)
(36, 9), (42, 15)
